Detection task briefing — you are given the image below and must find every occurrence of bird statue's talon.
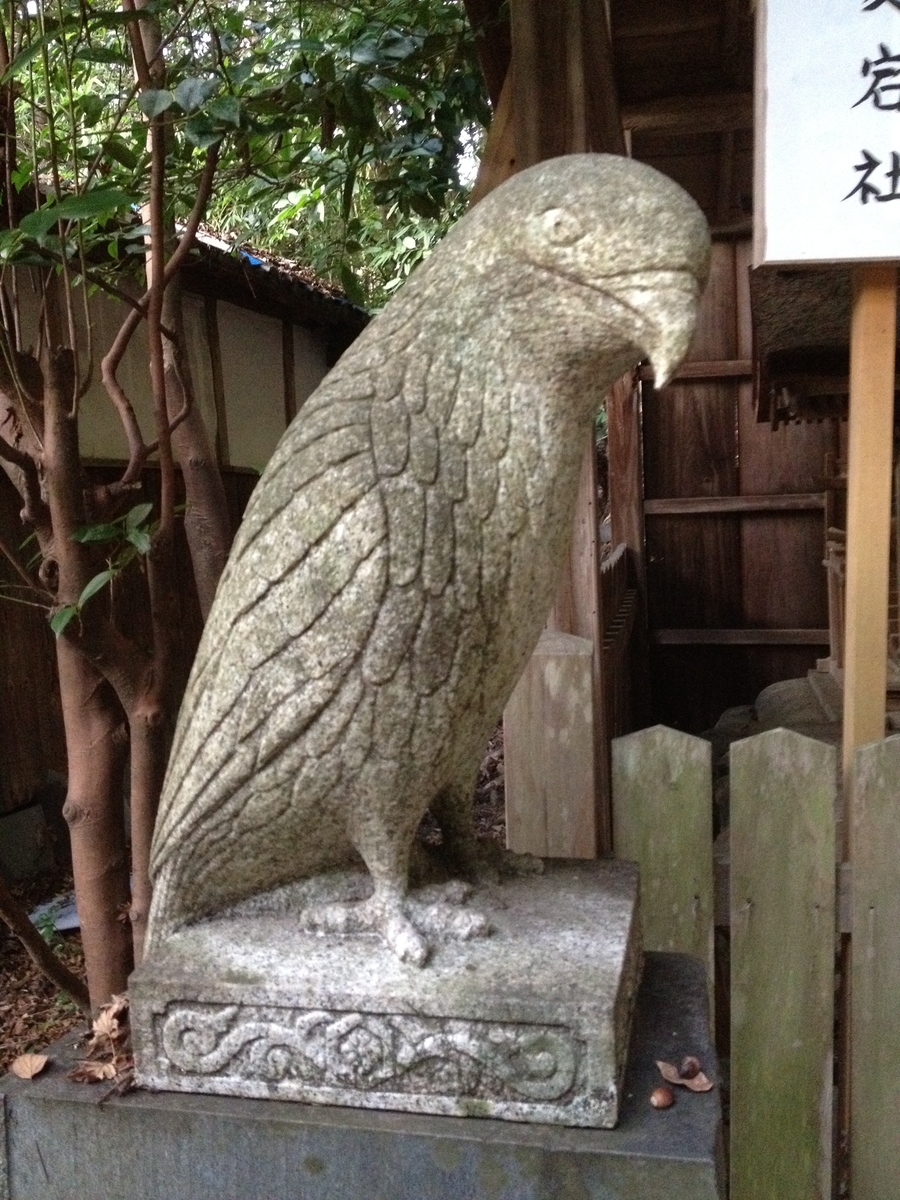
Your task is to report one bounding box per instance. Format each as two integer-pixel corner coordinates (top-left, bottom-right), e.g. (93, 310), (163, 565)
(384, 915), (430, 967)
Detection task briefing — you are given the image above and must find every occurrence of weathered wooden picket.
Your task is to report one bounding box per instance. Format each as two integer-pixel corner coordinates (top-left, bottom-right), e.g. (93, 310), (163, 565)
(610, 723), (900, 1200)
(504, 541), (642, 859)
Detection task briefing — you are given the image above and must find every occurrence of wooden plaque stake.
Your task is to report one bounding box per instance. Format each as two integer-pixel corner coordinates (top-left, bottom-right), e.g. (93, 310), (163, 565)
(842, 262), (897, 795)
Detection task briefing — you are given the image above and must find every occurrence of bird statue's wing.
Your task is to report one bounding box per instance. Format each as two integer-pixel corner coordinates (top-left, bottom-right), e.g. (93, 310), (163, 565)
(149, 274), (522, 881)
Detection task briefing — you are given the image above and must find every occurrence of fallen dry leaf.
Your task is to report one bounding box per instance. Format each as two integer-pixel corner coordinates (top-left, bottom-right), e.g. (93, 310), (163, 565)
(11, 1053), (49, 1079)
(656, 1060), (714, 1093)
(68, 1059), (117, 1083)
(92, 1010), (119, 1039)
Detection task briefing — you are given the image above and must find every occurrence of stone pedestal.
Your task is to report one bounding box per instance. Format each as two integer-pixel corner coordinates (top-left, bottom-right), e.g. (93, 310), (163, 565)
(131, 860), (641, 1129)
(2, 954), (723, 1200)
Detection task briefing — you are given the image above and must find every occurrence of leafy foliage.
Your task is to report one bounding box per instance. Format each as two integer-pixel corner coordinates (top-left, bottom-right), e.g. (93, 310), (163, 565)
(50, 503), (157, 636)
(6, 0), (488, 307)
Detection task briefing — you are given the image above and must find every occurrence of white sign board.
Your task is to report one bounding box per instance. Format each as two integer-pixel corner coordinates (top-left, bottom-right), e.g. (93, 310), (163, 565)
(756, 0), (900, 264)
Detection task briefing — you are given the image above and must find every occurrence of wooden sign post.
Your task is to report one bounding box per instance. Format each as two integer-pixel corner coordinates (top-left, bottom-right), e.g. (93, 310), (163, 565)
(843, 264), (896, 779)
(757, 3), (900, 1197)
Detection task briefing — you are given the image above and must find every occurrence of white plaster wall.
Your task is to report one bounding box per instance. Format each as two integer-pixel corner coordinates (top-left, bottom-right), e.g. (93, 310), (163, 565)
(293, 324), (328, 415)
(9, 271), (335, 471)
(217, 301), (286, 470)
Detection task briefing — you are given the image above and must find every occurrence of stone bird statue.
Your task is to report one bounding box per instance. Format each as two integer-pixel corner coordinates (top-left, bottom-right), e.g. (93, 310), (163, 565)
(146, 154), (709, 966)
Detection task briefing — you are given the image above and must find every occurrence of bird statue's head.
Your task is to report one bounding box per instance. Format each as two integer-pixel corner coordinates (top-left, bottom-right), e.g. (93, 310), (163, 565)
(460, 154), (711, 387)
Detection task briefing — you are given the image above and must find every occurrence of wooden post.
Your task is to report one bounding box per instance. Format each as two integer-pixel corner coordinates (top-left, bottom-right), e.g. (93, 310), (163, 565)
(476, 0), (625, 857)
(842, 263), (896, 789)
(504, 630), (596, 858)
(611, 726), (713, 993)
(850, 735), (900, 1200)
(840, 265), (895, 1194)
(730, 729), (836, 1200)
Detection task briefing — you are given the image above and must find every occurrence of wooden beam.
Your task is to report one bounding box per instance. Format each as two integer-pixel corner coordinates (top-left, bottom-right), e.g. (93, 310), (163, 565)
(644, 492), (825, 516)
(614, 15), (720, 40)
(473, 0), (624, 206)
(607, 374), (651, 728)
(504, 630), (597, 858)
(842, 263), (897, 787)
(621, 91), (753, 135)
(482, 0), (625, 860)
(652, 628), (830, 646)
(639, 358), (752, 382)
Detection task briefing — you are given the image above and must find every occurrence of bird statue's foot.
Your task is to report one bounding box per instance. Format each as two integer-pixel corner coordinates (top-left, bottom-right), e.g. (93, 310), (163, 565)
(299, 879), (491, 968)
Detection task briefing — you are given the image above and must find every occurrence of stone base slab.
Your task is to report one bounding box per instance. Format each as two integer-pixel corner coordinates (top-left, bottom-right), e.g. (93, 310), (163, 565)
(2, 954), (723, 1200)
(130, 860), (641, 1128)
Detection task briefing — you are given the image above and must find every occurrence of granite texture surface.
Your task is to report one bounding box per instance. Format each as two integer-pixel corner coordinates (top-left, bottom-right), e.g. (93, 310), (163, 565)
(145, 154), (709, 967)
(131, 861), (641, 1128)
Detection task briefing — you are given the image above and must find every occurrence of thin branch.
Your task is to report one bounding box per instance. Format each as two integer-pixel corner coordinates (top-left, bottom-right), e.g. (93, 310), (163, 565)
(0, 423), (46, 524)
(0, 528), (47, 595)
(0, 873), (91, 1016)
(100, 145), (219, 485)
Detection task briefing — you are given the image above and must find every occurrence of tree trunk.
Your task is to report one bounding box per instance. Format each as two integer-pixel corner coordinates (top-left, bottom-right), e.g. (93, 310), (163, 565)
(56, 639), (132, 1009)
(163, 278), (231, 620)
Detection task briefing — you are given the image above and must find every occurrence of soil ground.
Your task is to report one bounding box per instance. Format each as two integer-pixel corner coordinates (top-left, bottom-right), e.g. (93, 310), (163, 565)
(1, 870), (88, 1073)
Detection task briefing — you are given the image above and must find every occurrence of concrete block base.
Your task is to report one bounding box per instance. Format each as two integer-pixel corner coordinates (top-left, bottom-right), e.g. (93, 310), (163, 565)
(2, 954), (722, 1200)
(130, 861), (641, 1128)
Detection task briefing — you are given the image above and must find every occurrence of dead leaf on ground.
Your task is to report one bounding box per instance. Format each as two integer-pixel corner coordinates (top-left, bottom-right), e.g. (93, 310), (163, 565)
(656, 1060), (715, 1093)
(11, 1053), (49, 1079)
(68, 1059), (117, 1083)
(91, 1010), (120, 1039)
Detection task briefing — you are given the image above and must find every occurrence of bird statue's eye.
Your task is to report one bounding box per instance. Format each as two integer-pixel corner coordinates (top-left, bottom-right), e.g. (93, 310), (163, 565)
(541, 208), (583, 246)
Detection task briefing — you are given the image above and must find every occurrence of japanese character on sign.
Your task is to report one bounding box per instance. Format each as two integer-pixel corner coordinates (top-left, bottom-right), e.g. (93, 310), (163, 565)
(864, 0), (900, 12)
(845, 150), (900, 202)
(855, 43), (900, 109)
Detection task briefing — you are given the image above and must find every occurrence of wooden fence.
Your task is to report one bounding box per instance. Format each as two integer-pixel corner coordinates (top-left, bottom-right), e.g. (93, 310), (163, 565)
(505, 540), (642, 858)
(612, 723), (900, 1200)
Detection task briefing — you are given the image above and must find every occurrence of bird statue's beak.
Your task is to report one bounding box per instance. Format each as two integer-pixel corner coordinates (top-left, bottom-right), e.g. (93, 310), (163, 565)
(612, 269), (703, 391)
(644, 283), (704, 389)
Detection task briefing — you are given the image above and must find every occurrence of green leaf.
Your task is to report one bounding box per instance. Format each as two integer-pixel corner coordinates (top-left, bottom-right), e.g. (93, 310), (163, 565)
(87, 4), (160, 30)
(73, 45), (123, 65)
(339, 262), (365, 307)
(70, 523), (120, 544)
(78, 570), (114, 608)
(315, 53), (336, 84)
(103, 136), (138, 171)
(49, 606), (78, 637)
(19, 187), (135, 238)
(125, 502), (153, 531)
(183, 116), (223, 150)
(208, 95), (241, 127)
(174, 77), (216, 113)
(126, 528), (152, 555)
(138, 89), (175, 118)
(77, 94), (106, 128)
(227, 58), (255, 86)
(1, 34), (55, 85)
